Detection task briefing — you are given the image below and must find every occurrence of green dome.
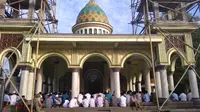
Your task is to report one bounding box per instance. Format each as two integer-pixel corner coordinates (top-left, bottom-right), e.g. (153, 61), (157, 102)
(76, 0), (109, 24)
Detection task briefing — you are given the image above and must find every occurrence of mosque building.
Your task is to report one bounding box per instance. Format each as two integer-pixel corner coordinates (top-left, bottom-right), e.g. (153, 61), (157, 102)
(0, 0), (199, 105)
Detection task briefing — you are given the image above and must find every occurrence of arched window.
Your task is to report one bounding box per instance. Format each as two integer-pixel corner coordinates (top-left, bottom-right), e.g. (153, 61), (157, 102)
(106, 31), (109, 34)
(85, 29), (87, 34)
(99, 29), (102, 34)
(81, 30), (83, 34)
(94, 29), (97, 34)
(103, 30), (105, 34)
(89, 28), (92, 34)
(77, 31), (79, 34)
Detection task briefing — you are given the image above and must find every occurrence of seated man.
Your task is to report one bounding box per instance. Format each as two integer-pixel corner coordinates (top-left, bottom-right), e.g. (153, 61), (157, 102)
(171, 92), (179, 101)
(143, 91), (150, 102)
(179, 92), (187, 101)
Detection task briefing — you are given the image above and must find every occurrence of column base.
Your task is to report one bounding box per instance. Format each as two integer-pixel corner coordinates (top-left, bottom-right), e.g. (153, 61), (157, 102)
(192, 98), (200, 108)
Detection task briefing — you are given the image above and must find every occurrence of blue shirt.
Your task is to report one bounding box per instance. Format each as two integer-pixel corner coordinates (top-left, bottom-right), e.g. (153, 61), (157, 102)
(105, 93), (112, 102)
(171, 93), (179, 101)
(143, 93), (150, 102)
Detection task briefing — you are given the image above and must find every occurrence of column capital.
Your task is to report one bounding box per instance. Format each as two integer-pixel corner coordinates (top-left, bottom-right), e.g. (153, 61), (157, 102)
(111, 68), (121, 72)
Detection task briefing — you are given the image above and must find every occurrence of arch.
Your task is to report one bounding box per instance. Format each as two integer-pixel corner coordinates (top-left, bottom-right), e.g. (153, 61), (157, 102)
(37, 52), (70, 68)
(167, 48), (187, 66)
(80, 52), (112, 68)
(84, 29), (87, 34)
(0, 47), (21, 66)
(121, 52), (151, 68)
(94, 28), (97, 34)
(89, 28), (92, 34)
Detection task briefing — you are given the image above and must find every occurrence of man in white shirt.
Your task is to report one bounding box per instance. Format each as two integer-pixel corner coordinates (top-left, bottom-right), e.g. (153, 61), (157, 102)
(187, 91), (192, 101)
(85, 93), (91, 100)
(89, 95), (96, 107)
(120, 93), (126, 107)
(63, 99), (69, 108)
(179, 93), (187, 101)
(77, 93), (83, 105)
(69, 97), (79, 108)
(136, 92), (142, 102)
(10, 91), (17, 105)
(82, 96), (90, 108)
(96, 94), (104, 107)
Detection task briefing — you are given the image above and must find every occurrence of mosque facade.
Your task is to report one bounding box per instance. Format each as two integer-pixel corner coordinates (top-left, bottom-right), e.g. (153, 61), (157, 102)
(0, 0), (199, 104)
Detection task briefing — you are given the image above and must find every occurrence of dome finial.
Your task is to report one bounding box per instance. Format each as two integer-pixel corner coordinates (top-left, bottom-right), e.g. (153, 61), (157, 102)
(89, 0), (95, 3)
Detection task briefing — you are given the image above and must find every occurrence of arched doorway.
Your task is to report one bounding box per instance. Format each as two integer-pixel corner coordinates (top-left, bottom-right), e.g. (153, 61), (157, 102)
(84, 69), (103, 94)
(169, 53), (188, 94)
(122, 53), (151, 93)
(82, 56), (109, 94)
(1, 52), (20, 93)
(40, 56), (70, 93)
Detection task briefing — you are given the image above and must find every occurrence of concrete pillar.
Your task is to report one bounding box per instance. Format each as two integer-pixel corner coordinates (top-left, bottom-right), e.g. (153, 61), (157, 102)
(188, 66), (199, 98)
(104, 64), (109, 91)
(53, 76), (58, 92)
(0, 0), (6, 17)
(28, 0), (36, 19)
(36, 67), (43, 94)
(132, 76), (136, 92)
(137, 72), (142, 92)
(153, 2), (160, 21)
(112, 68), (121, 98)
(71, 68), (80, 98)
(138, 81), (142, 92)
(42, 75), (46, 93)
(129, 76), (133, 91)
(160, 66), (169, 99)
(48, 77), (51, 93)
(19, 68), (29, 97)
(168, 72), (174, 91)
(110, 69), (114, 94)
(26, 71), (34, 100)
(155, 67), (162, 98)
(144, 68), (151, 94)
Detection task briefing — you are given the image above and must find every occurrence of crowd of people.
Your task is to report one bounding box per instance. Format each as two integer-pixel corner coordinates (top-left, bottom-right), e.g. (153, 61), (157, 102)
(3, 89), (193, 112)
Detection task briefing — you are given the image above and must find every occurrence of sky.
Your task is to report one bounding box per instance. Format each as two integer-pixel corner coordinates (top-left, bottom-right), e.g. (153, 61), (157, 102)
(56, 0), (133, 34)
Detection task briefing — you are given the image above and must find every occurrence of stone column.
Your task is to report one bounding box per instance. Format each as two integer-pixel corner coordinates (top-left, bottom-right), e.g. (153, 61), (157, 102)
(138, 81), (142, 92)
(19, 68), (29, 97)
(129, 76), (133, 91)
(188, 66), (199, 98)
(110, 69), (114, 94)
(144, 68), (151, 94)
(28, 0), (35, 19)
(132, 76), (136, 92)
(160, 66), (169, 99)
(0, 0), (6, 17)
(137, 72), (142, 92)
(104, 64), (109, 91)
(71, 68), (80, 98)
(155, 67), (162, 98)
(168, 71), (174, 91)
(53, 76), (58, 92)
(36, 66), (43, 94)
(26, 70), (34, 100)
(112, 68), (121, 98)
(42, 76), (46, 93)
(48, 77), (51, 93)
